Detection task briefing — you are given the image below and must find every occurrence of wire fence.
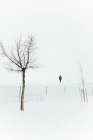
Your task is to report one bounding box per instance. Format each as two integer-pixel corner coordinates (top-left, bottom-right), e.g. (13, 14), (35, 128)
(0, 85), (93, 103)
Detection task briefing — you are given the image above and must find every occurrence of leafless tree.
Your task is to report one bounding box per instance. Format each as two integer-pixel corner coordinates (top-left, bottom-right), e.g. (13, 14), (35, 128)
(79, 63), (88, 102)
(0, 34), (39, 111)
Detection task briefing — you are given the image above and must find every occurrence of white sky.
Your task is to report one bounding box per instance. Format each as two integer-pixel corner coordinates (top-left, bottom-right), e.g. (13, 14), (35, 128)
(0, 0), (93, 85)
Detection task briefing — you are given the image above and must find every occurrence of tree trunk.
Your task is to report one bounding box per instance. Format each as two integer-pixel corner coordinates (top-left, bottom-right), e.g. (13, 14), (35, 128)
(20, 70), (25, 111)
(83, 89), (85, 102)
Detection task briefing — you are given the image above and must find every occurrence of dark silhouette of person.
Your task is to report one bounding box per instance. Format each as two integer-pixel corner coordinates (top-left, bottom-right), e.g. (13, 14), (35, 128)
(59, 75), (62, 83)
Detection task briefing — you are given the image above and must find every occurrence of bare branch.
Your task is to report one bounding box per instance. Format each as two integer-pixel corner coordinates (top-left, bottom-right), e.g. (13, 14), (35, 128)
(79, 63), (85, 89)
(0, 42), (22, 68)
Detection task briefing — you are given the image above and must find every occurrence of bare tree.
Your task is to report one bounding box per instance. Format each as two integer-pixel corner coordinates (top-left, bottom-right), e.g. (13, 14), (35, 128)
(79, 63), (88, 102)
(0, 34), (39, 111)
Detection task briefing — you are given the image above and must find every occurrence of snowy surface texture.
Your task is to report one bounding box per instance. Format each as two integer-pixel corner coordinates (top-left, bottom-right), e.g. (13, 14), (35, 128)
(0, 85), (93, 140)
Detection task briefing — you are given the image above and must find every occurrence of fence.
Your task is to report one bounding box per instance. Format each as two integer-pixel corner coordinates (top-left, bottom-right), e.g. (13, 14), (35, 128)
(0, 84), (93, 103)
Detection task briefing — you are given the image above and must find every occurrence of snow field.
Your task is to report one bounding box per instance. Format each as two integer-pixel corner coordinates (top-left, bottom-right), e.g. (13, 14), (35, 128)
(0, 96), (93, 140)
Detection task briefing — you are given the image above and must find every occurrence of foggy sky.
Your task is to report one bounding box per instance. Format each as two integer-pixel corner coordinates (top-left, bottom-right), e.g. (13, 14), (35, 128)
(0, 0), (93, 85)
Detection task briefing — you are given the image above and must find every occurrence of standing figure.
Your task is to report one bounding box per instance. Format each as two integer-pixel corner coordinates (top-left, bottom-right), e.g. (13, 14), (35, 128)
(59, 75), (62, 83)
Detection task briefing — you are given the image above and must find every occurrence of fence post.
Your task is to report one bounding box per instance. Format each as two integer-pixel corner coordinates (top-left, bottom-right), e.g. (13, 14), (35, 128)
(19, 86), (21, 102)
(46, 86), (47, 96)
(64, 86), (65, 97)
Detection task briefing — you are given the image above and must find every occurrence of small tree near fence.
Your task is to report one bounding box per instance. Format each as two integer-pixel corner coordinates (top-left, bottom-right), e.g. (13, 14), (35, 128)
(0, 34), (39, 111)
(79, 63), (88, 102)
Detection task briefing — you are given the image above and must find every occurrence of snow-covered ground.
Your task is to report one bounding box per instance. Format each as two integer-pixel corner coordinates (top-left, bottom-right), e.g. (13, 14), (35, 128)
(0, 85), (93, 140)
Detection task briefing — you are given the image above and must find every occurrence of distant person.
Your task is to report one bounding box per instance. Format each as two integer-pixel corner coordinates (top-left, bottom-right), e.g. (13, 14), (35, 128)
(59, 75), (62, 83)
